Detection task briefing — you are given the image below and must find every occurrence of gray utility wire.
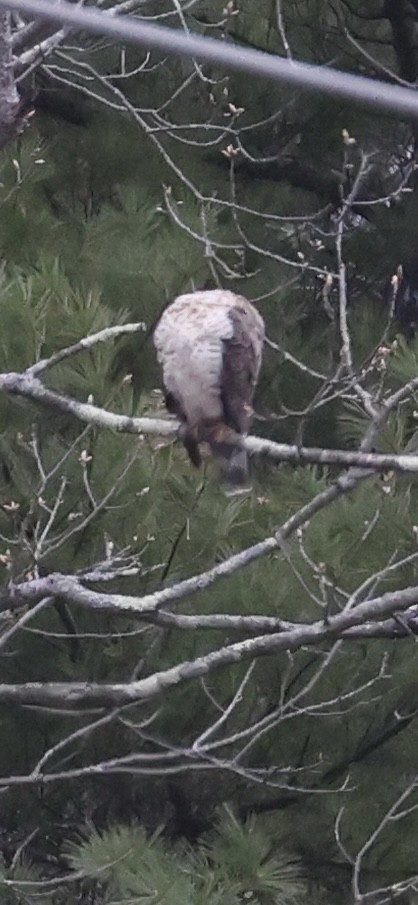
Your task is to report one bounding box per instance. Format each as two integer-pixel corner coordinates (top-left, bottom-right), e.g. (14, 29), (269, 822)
(2, 0), (418, 119)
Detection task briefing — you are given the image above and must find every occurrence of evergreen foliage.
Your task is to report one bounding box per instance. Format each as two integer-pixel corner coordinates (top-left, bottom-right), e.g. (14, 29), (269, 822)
(2, 1), (418, 903)
(65, 814), (314, 905)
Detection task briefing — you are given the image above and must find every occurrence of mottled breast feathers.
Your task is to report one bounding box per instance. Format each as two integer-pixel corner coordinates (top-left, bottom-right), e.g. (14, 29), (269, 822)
(153, 289), (265, 487)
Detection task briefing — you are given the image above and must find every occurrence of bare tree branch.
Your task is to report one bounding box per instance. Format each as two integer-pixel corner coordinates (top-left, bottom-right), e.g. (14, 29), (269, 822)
(0, 582), (417, 711)
(0, 10), (32, 145)
(2, 323), (418, 472)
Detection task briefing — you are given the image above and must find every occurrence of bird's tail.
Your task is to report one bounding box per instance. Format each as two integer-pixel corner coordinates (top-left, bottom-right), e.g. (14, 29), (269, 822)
(208, 427), (250, 493)
(179, 425), (202, 468)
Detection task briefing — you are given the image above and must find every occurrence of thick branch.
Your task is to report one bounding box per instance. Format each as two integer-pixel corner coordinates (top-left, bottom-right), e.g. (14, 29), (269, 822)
(385, 0), (418, 82)
(2, 572), (418, 641)
(0, 584), (418, 709)
(0, 10), (31, 147)
(3, 368), (418, 473)
(0, 371), (173, 436)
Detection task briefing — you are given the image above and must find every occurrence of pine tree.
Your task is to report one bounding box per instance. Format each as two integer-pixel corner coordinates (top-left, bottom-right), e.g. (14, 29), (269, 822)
(1, 3), (418, 904)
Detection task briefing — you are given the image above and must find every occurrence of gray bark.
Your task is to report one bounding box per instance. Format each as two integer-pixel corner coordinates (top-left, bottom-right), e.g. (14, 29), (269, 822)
(0, 11), (30, 149)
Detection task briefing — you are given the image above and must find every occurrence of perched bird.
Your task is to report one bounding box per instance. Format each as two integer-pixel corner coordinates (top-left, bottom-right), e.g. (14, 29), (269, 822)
(153, 289), (265, 488)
